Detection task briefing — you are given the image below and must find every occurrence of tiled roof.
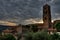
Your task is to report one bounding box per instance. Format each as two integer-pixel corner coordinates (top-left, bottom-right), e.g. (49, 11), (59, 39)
(3, 30), (14, 33)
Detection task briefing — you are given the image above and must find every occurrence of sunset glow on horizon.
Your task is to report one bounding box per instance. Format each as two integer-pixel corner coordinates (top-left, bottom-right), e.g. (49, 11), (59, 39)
(0, 20), (17, 26)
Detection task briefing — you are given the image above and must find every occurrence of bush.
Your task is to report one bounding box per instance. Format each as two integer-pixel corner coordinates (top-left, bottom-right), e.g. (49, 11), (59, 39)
(24, 31), (60, 40)
(24, 32), (33, 40)
(24, 31), (50, 40)
(50, 33), (60, 40)
(0, 34), (16, 40)
(32, 31), (49, 40)
(4, 34), (16, 40)
(54, 22), (60, 31)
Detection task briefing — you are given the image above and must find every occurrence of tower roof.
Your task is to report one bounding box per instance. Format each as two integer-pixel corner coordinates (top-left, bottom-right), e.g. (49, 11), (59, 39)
(44, 4), (50, 7)
(43, 4), (50, 8)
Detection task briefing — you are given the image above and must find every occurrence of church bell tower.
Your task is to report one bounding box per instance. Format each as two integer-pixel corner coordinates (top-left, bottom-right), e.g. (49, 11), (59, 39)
(43, 4), (51, 29)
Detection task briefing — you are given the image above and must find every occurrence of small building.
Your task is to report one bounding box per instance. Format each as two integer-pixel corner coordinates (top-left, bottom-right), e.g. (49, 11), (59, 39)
(2, 29), (13, 35)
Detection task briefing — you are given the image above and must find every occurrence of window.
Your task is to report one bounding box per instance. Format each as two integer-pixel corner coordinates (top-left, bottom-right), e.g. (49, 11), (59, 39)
(44, 17), (47, 20)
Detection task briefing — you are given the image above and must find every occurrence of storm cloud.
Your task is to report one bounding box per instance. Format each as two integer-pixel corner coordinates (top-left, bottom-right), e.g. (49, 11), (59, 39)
(0, 0), (60, 25)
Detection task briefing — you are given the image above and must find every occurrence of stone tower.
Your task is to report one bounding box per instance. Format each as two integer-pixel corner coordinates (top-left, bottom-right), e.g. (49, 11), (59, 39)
(43, 4), (51, 29)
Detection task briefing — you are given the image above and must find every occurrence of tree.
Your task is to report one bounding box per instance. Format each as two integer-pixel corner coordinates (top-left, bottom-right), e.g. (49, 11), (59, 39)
(54, 22), (60, 31)
(23, 31), (60, 40)
(24, 31), (50, 40)
(24, 32), (33, 40)
(4, 34), (16, 40)
(31, 25), (38, 32)
(50, 33), (60, 40)
(32, 31), (49, 40)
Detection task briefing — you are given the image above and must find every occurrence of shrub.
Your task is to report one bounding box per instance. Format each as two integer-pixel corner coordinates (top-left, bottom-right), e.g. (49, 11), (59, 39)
(0, 34), (16, 40)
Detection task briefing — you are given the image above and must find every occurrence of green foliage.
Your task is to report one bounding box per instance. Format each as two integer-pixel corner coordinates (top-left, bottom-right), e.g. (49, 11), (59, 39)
(54, 22), (60, 31)
(31, 25), (38, 32)
(24, 31), (60, 40)
(24, 31), (50, 40)
(51, 33), (59, 39)
(4, 34), (16, 40)
(50, 33), (60, 40)
(32, 31), (49, 40)
(24, 32), (33, 40)
(0, 34), (16, 40)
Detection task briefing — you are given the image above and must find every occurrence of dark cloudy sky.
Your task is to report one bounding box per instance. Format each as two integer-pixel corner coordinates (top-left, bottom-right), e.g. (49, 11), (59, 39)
(0, 0), (60, 25)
